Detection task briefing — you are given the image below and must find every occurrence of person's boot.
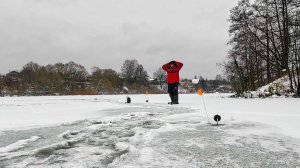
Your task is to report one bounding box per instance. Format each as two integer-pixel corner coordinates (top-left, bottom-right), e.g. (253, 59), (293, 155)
(171, 94), (179, 104)
(168, 94), (175, 104)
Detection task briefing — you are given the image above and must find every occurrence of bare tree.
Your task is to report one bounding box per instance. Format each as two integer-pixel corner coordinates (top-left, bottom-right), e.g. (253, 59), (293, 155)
(121, 59), (148, 85)
(153, 68), (166, 89)
(224, 0), (300, 96)
(121, 59), (139, 84)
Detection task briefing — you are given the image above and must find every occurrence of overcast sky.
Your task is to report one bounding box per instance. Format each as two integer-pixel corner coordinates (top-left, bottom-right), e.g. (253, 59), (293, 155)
(0, 0), (238, 79)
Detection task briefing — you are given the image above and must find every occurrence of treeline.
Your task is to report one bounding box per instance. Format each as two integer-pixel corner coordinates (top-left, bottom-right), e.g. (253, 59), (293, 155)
(0, 59), (151, 96)
(224, 0), (300, 96)
(196, 75), (231, 93)
(181, 75), (231, 93)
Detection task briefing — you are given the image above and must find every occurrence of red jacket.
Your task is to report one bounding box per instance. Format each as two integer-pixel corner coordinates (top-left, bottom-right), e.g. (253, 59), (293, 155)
(162, 61), (183, 84)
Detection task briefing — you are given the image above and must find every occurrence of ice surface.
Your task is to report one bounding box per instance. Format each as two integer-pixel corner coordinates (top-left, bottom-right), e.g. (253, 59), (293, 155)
(0, 94), (300, 167)
(0, 96), (129, 131)
(0, 136), (40, 153)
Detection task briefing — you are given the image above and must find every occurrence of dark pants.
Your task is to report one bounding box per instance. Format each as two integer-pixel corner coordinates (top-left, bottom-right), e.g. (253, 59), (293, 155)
(168, 83), (179, 103)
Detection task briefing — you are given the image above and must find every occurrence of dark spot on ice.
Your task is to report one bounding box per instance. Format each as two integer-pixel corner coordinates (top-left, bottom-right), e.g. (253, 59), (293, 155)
(90, 121), (103, 125)
(70, 132), (79, 136)
(211, 124), (226, 126)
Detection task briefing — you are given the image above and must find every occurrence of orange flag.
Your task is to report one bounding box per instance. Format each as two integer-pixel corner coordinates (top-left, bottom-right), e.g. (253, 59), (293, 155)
(197, 89), (204, 96)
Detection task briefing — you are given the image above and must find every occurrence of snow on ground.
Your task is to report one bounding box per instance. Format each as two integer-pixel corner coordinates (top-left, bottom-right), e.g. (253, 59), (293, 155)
(0, 94), (300, 167)
(257, 75), (291, 94)
(247, 75), (295, 97)
(0, 96), (132, 131)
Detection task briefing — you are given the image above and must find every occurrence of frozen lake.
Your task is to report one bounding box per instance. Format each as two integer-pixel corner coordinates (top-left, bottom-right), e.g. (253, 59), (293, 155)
(0, 94), (300, 167)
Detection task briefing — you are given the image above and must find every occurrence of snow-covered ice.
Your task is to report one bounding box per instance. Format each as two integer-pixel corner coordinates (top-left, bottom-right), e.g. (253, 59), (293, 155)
(0, 94), (300, 167)
(0, 96), (130, 131)
(0, 136), (40, 153)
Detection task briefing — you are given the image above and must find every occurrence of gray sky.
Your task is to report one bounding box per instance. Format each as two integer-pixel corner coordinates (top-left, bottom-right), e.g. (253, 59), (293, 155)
(0, 0), (238, 79)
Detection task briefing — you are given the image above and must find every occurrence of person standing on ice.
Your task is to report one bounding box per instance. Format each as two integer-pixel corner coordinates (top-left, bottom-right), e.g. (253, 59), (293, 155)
(162, 60), (183, 104)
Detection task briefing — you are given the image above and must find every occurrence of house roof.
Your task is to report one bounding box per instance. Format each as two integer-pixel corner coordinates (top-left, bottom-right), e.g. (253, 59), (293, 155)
(192, 79), (200, 84)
